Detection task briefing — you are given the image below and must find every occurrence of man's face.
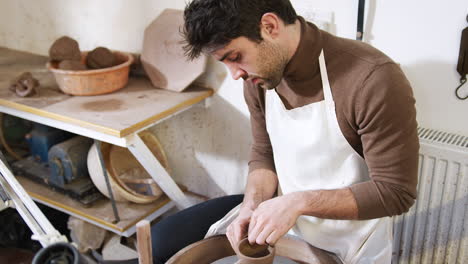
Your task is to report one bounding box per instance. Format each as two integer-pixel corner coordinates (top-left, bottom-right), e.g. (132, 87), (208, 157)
(211, 36), (288, 90)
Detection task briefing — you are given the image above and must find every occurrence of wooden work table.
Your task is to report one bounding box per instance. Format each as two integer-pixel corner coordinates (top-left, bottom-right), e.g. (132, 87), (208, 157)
(0, 47), (213, 236)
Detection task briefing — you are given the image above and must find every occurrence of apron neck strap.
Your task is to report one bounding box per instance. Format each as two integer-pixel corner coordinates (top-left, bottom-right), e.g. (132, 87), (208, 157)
(318, 50), (334, 102)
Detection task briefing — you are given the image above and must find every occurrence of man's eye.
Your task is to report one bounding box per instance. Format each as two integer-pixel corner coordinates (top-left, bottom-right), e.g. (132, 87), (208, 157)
(228, 55), (240, 62)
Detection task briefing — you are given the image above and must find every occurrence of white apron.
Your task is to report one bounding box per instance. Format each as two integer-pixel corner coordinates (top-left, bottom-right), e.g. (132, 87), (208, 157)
(207, 50), (392, 264)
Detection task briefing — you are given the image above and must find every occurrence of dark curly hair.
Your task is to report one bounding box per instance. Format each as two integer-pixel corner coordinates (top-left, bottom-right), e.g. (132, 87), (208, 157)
(183, 0), (298, 60)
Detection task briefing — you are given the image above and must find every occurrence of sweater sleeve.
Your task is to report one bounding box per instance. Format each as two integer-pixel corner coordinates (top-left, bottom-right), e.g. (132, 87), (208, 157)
(350, 62), (419, 220)
(243, 81), (276, 173)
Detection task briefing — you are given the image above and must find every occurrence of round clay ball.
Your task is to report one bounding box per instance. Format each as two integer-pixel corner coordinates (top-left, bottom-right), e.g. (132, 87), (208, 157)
(86, 47), (116, 69)
(58, 60), (88, 71)
(49, 36), (81, 61)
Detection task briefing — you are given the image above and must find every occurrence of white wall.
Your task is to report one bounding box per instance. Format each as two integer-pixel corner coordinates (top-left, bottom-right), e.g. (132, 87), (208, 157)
(1, 0), (467, 198)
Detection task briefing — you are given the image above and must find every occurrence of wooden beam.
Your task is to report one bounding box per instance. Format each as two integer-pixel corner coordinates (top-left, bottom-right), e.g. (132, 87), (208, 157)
(136, 220), (153, 264)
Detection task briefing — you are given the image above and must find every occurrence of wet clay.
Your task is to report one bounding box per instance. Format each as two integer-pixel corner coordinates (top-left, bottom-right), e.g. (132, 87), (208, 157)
(49, 36), (81, 61)
(86, 47), (116, 69)
(9, 72), (39, 97)
(58, 60), (88, 71)
(236, 238), (275, 264)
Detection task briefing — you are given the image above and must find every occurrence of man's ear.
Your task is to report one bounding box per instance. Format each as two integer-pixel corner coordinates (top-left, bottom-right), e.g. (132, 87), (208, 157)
(260, 13), (281, 39)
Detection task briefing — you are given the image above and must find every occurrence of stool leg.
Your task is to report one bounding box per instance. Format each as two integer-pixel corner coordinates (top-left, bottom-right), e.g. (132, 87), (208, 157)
(137, 220), (153, 264)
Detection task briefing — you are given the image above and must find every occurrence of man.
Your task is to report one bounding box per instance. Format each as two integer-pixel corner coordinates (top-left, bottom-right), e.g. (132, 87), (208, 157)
(150, 0), (419, 263)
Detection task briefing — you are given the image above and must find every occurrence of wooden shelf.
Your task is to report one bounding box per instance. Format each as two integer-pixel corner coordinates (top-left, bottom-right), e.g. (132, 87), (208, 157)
(0, 47), (214, 139)
(16, 175), (174, 237)
(0, 46), (211, 229)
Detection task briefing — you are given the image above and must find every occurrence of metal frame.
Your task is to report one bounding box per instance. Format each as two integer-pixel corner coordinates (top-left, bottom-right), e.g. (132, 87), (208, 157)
(0, 157), (67, 247)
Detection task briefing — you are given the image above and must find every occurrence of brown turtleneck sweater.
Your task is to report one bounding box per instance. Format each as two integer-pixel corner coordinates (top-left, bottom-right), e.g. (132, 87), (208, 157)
(244, 17), (419, 220)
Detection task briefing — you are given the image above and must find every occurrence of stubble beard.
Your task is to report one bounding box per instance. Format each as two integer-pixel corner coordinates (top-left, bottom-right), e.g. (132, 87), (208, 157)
(254, 40), (288, 90)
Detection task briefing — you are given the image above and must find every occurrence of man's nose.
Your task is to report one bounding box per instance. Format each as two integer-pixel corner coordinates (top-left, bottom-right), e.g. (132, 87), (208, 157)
(228, 66), (248, 81)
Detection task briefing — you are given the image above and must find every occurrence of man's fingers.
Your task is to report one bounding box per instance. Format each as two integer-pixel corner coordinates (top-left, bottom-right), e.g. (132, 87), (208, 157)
(234, 222), (244, 243)
(248, 219), (262, 245)
(227, 233), (234, 249)
(265, 230), (279, 246)
(226, 225), (234, 243)
(247, 215), (257, 235)
(227, 224), (239, 252)
(227, 221), (248, 251)
(254, 225), (274, 245)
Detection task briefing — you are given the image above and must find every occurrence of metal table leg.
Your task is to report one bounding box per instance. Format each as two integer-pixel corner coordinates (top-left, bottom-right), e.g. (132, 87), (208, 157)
(94, 140), (120, 223)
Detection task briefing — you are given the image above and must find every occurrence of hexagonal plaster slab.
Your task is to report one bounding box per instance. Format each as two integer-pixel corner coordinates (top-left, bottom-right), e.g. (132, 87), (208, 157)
(141, 9), (207, 92)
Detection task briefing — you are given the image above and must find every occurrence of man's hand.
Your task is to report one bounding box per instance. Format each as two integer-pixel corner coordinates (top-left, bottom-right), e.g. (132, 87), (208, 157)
(247, 193), (302, 246)
(226, 206), (254, 251)
(226, 168), (279, 250)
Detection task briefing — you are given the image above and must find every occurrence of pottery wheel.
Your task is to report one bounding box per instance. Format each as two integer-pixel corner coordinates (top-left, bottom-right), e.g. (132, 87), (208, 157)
(167, 235), (341, 264)
(212, 255), (299, 264)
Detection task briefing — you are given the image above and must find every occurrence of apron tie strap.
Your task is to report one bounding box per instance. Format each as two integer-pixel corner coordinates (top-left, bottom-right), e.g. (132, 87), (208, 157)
(318, 50), (334, 102)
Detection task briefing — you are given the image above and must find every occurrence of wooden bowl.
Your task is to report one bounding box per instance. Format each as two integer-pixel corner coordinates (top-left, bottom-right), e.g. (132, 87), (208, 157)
(87, 131), (168, 204)
(108, 131), (168, 203)
(87, 142), (130, 202)
(46, 51), (133, 96)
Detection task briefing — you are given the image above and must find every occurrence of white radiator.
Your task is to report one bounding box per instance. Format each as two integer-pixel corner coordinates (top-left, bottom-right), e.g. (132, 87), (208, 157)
(392, 127), (468, 263)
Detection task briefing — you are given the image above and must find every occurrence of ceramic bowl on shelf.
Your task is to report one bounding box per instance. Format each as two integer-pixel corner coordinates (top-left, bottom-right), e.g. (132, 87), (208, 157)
(46, 51), (133, 96)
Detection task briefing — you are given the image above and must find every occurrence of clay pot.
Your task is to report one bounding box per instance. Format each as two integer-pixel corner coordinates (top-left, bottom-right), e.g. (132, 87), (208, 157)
(236, 237), (275, 264)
